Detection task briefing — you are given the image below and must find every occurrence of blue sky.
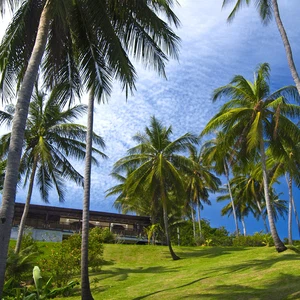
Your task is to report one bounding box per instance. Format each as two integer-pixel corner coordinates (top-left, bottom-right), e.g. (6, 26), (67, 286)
(1, 0), (300, 239)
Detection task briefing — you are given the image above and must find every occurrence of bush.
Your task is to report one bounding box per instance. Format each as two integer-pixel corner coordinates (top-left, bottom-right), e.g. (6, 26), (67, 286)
(21, 231), (39, 253)
(170, 221), (195, 246)
(170, 220), (233, 247)
(232, 232), (274, 247)
(96, 227), (116, 244)
(5, 245), (39, 283)
(41, 227), (104, 286)
(204, 226), (233, 246)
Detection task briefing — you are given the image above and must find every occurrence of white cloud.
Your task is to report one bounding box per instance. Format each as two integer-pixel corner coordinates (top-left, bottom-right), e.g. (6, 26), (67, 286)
(1, 0), (300, 236)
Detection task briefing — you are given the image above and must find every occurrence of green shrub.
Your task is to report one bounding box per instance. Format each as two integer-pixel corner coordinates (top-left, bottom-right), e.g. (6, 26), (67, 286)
(5, 245), (39, 283)
(206, 226), (233, 246)
(232, 232), (274, 247)
(170, 220), (233, 247)
(41, 227), (104, 286)
(21, 231), (39, 253)
(170, 221), (195, 246)
(3, 266), (79, 299)
(96, 227), (116, 244)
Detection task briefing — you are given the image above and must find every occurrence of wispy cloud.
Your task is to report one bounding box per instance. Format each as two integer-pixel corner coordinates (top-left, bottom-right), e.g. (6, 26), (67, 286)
(2, 0), (300, 236)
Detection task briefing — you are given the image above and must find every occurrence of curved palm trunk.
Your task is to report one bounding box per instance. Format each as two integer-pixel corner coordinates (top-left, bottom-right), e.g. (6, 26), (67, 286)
(161, 191), (179, 260)
(285, 173), (293, 245)
(81, 90), (94, 300)
(0, 3), (51, 295)
(197, 200), (202, 238)
(241, 216), (246, 236)
(255, 199), (269, 233)
(224, 160), (239, 236)
(15, 157), (38, 254)
(272, 0), (300, 94)
(260, 138), (287, 252)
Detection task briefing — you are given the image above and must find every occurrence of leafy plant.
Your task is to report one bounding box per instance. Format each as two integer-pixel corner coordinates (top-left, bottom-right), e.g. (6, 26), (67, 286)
(5, 245), (38, 282)
(232, 232), (274, 247)
(41, 228), (104, 285)
(3, 266), (79, 299)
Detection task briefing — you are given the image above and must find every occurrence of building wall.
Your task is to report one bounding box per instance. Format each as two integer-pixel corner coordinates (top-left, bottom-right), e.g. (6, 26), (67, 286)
(11, 226), (68, 242)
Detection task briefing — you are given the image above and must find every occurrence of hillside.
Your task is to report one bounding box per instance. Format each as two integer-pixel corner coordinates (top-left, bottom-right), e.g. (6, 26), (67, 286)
(58, 244), (300, 300)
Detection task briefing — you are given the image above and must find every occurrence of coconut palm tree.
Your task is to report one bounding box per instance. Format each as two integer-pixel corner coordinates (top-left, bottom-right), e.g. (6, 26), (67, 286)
(217, 171), (267, 235)
(201, 63), (300, 252)
(0, 87), (107, 254)
(201, 132), (240, 236)
(267, 136), (300, 244)
(113, 116), (198, 260)
(106, 168), (155, 217)
(222, 0), (300, 95)
(0, 1), (180, 296)
(185, 145), (221, 239)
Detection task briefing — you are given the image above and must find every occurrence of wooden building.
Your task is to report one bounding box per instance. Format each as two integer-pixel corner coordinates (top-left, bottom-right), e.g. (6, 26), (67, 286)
(11, 203), (151, 243)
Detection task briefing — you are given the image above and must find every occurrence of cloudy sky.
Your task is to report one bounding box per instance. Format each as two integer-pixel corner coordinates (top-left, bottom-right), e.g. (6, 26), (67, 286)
(1, 0), (300, 238)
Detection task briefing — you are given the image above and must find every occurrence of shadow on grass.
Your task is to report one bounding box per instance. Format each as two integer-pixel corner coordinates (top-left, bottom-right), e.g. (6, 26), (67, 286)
(98, 265), (179, 282)
(181, 273), (300, 300)
(176, 247), (251, 259)
(132, 252), (300, 300)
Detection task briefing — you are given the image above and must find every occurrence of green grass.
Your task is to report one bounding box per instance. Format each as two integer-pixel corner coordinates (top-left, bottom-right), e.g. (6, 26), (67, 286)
(55, 244), (300, 300)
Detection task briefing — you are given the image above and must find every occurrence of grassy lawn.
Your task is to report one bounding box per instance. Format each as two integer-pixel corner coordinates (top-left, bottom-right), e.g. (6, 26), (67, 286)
(55, 244), (300, 300)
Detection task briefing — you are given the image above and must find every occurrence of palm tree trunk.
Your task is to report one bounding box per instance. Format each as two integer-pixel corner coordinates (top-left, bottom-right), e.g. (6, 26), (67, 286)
(291, 195), (300, 237)
(272, 0), (300, 94)
(0, 2), (51, 295)
(260, 138), (287, 252)
(241, 216), (246, 236)
(15, 157), (38, 254)
(190, 204), (196, 239)
(285, 173), (293, 245)
(197, 200), (202, 238)
(161, 191), (180, 260)
(255, 199), (269, 233)
(224, 160), (239, 236)
(81, 90), (94, 300)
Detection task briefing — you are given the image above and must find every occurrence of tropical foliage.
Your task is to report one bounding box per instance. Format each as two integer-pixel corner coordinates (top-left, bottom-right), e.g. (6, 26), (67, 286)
(0, 87), (106, 255)
(110, 116), (199, 260)
(201, 63), (300, 252)
(0, 0), (180, 297)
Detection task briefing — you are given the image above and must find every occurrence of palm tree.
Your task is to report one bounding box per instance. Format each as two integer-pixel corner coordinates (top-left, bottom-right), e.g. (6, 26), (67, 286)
(106, 168), (154, 217)
(113, 116), (198, 260)
(201, 63), (300, 252)
(0, 87), (106, 254)
(0, 1), (180, 296)
(217, 171), (267, 236)
(267, 136), (300, 244)
(201, 132), (240, 236)
(185, 145), (221, 239)
(222, 0), (300, 95)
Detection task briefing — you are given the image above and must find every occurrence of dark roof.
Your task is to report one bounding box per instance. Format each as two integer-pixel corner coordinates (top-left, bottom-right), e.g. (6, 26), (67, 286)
(14, 202), (150, 225)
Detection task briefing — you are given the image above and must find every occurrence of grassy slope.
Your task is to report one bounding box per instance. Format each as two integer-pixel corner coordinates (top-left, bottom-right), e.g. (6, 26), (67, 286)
(58, 244), (300, 300)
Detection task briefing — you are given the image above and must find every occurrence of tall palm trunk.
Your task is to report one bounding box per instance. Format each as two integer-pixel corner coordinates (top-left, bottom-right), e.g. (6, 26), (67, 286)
(0, 2), (51, 295)
(291, 196), (300, 237)
(285, 173), (293, 245)
(197, 200), (202, 238)
(255, 199), (269, 233)
(190, 204), (196, 239)
(224, 160), (239, 236)
(81, 90), (94, 300)
(161, 190), (179, 260)
(260, 138), (287, 252)
(15, 157), (38, 254)
(272, 0), (300, 94)
(241, 216), (246, 236)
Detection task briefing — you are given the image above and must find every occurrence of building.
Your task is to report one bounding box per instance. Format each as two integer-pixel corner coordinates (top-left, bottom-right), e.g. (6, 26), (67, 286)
(11, 203), (151, 243)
